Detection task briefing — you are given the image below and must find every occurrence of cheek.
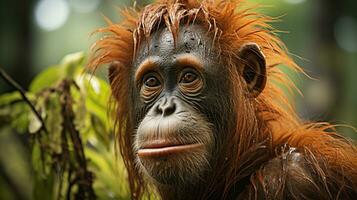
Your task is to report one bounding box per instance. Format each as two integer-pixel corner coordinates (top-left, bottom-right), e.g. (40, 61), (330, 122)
(201, 82), (233, 131)
(132, 97), (151, 127)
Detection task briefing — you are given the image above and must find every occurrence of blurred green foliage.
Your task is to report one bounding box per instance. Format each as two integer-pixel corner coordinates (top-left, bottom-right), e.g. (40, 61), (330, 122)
(0, 53), (130, 199)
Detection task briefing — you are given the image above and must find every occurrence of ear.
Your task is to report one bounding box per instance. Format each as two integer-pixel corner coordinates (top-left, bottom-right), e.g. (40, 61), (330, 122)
(108, 61), (132, 99)
(238, 43), (267, 98)
(108, 61), (121, 85)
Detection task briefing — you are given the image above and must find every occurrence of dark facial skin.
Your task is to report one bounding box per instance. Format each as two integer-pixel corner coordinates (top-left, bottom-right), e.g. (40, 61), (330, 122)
(130, 24), (266, 187)
(131, 25), (233, 185)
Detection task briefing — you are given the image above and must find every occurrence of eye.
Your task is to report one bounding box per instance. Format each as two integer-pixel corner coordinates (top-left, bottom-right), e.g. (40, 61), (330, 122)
(178, 69), (203, 95)
(180, 71), (198, 84)
(144, 76), (160, 87)
(140, 73), (162, 103)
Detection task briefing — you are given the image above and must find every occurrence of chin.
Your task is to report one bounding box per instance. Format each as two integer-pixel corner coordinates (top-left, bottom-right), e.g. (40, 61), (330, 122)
(138, 147), (210, 185)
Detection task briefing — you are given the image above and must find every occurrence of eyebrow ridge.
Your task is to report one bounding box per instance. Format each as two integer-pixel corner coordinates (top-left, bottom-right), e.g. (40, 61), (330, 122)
(135, 58), (158, 82)
(175, 54), (203, 71)
(135, 54), (203, 82)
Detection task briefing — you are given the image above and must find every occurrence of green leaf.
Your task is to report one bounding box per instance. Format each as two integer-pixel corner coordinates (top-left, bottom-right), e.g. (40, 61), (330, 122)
(61, 52), (85, 78)
(30, 52), (86, 92)
(28, 111), (42, 134)
(90, 114), (110, 147)
(78, 74), (111, 131)
(0, 91), (22, 105)
(32, 142), (42, 173)
(33, 171), (55, 200)
(85, 146), (130, 199)
(28, 97), (46, 134)
(29, 66), (64, 93)
(0, 91), (36, 133)
(10, 103), (31, 133)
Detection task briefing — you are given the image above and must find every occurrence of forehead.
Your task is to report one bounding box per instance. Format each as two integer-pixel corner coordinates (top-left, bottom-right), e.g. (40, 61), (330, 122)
(134, 24), (216, 68)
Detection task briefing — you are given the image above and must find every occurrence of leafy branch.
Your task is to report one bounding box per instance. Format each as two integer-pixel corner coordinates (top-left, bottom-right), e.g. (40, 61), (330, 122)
(0, 53), (129, 199)
(0, 67), (48, 134)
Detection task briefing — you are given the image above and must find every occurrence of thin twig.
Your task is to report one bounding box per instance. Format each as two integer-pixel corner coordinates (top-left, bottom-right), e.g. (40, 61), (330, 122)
(0, 67), (49, 134)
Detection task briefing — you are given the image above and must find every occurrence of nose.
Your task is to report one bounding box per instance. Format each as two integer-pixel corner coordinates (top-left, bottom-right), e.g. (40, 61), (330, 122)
(155, 97), (176, 117)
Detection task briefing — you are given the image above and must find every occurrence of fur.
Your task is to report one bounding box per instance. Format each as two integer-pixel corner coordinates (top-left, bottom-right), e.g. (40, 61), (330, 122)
(89, 0), (357, 199)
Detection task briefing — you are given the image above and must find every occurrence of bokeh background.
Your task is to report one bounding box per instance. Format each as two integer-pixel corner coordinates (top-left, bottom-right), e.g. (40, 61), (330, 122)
(0, 0), (356, 198)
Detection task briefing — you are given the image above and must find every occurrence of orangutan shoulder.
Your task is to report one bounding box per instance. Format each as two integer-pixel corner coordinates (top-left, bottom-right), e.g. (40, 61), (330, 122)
(242, 146), (357, 199)
(258, 147), (319, 197)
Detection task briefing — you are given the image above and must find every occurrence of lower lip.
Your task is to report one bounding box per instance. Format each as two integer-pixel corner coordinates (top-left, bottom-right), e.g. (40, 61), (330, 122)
(137, 143), (204, 158)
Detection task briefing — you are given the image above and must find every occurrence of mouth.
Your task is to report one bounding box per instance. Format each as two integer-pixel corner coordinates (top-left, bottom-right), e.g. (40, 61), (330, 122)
(137, 140), (204, 158)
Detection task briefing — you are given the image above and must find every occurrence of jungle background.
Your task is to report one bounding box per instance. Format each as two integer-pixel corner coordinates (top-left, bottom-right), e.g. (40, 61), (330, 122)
(0, 0), (357, 199)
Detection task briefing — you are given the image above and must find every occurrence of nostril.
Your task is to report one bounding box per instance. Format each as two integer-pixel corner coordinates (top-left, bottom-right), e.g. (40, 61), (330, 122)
(162, 103), (176, 116)
(157, 98), (176, 117)
(155, 105), (162, 115)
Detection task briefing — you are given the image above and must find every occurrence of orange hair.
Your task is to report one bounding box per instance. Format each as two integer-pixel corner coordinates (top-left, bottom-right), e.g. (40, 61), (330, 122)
(89, 0), (357, 198)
